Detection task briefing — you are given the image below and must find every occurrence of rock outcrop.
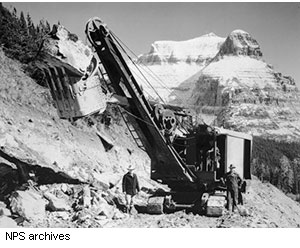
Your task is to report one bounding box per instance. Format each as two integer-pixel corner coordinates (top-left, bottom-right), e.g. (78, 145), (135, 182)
(0, 216), (18, 228)
(44, 25), (92, 73)
(10, 189), (47, 222)
(0, 201), (11, 216)
(217, 30), (262, 58)
(133, 29), (299, 140)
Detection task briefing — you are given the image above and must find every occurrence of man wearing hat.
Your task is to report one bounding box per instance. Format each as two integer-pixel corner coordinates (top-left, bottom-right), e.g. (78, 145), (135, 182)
(224, 164), (242, 212)
(122, 164), (140, 214)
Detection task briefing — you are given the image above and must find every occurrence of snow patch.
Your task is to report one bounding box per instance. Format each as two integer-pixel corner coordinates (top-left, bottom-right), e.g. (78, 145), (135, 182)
(202, 56), (276, 88)
(137, 33), (225, 64)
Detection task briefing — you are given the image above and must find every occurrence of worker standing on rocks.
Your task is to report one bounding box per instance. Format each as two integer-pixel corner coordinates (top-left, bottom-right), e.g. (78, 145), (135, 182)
(122, 165), (140, 214)
(224, 164), (242, 213)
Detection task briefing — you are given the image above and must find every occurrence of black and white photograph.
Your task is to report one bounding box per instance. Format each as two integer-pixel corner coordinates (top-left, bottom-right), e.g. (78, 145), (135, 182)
(0, 1), (300, 236)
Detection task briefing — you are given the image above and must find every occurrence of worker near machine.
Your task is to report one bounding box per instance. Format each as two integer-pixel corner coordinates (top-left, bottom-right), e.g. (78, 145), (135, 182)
(122, 165), (140, 214)
(224, 164), (242, 212)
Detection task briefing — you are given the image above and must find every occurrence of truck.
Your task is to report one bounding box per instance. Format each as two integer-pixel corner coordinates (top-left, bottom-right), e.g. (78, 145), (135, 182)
(42, 17), (252, 216)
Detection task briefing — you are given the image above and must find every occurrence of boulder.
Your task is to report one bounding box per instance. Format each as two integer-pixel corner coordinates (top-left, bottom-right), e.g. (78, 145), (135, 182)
(109, 191), (126, 205)
(73, 209), (92, 224)
(0, 216), (18, 228)
(129, 206), (138, 215)
(112, 209), (127, 220)
(0, 201), (11, 216)
(39, 185), (49, 192)
(82, 185), (91, 208)
(237, 205), (250, 217)
(0, 161), (19, 200)
(60, 183), (72, 195)
(90, 189), (108, 206)
(55, 211), (70, 220)
(98, 202), (115, 219)
(101, 191), (116, 206)
(45, 24), (92, 72)
(10, 189), (47, 222)
(43, 191), (71, 212)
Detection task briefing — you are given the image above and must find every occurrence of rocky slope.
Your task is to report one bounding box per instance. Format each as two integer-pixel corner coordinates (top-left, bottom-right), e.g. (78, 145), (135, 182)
(0, 48), (162, 227)
(0, 48), (150, 182)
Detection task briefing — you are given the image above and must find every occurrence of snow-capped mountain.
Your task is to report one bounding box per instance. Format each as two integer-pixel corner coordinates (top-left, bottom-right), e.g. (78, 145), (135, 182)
(162, 30), (299, 141)
(128, 33), (225, 101)
(130, 29), (299, 140)
(137, 33), (225, 64)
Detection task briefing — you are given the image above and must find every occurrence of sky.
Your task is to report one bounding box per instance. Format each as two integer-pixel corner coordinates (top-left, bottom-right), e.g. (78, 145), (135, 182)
(3, 2), (300, 87)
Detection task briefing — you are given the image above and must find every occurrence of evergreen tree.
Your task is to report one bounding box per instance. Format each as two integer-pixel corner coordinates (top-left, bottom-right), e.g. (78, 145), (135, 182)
(27, 13), (36, 37)
(0, 4), (51, 63)
(279, 155), (294, 192)
(12, 7), (17, 17)
(19, 11), (29, 56)
(38, 19), (45, 33)
(45, 21), (51, 33)
(19, 11), (27, 30)
(36, 25), (40, 34)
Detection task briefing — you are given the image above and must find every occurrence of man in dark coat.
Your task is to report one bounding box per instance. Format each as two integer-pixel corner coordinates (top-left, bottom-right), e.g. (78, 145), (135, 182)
(122, 165), (140, 213)
(224, 164), (242, 212)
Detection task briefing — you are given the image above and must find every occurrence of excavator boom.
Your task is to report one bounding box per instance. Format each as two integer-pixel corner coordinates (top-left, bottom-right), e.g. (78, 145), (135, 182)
(85, 17), (196, 185)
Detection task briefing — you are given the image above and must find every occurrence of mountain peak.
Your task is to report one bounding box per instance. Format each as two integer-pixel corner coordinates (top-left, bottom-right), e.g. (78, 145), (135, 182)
(217, 29), (262, 58)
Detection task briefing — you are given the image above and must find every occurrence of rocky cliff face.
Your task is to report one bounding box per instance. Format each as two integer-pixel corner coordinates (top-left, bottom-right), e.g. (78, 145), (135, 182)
(160, 30), (300, 141)
(129, 34), (225, 101)
(44, 25), (92, 73)
(217, 30), (262, 58)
